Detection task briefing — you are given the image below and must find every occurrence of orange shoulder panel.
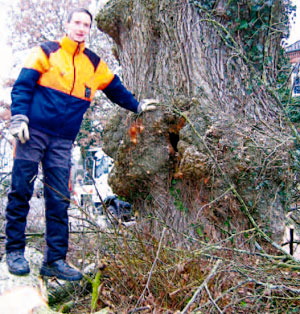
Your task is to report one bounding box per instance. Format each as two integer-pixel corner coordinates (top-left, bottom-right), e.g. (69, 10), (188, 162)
(24, 47), (49, 73)
(96, 59), (115, 90)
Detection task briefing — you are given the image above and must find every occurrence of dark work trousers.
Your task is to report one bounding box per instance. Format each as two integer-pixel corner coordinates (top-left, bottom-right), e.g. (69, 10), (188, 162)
(5, 127), (73, 264)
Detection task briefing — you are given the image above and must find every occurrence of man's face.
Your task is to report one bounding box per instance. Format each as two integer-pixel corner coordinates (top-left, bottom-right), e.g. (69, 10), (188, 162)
(66, 12), (91, 43)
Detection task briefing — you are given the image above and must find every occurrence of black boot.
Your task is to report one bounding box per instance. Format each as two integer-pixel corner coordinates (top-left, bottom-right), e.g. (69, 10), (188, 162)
(6, 250), (30, 275)
(40, 259), (83, 281)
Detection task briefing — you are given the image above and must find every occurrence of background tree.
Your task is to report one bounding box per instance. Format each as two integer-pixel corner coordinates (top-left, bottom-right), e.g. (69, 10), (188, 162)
(6, 0), (118, 69)
(8, 0), (87, 50)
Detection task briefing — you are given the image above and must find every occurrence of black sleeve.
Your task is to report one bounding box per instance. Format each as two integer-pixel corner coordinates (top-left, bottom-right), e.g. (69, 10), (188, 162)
(102, 75), (140, 113)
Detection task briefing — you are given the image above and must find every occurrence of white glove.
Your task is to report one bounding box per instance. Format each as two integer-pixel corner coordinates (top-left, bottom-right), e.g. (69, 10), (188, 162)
(138, 99), (159, 112)
(9, 114), (30, 144)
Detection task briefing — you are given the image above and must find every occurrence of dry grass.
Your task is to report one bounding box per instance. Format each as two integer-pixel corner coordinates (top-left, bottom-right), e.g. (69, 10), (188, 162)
(64, 215), (300, 314)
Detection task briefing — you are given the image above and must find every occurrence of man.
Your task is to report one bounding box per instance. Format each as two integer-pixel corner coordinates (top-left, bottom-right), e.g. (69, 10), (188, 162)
(6, 8), (157, 281)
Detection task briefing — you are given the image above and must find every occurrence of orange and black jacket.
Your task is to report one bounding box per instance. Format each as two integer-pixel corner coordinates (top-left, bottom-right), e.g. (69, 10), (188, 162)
(11, 36), (140, 140)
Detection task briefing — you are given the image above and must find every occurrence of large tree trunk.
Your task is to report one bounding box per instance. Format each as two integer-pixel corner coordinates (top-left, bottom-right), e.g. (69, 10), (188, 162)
(96, 0), (294, 243)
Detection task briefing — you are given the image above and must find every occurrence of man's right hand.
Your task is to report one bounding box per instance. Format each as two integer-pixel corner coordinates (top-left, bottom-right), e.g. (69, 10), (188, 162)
(9, 114), (30, 144)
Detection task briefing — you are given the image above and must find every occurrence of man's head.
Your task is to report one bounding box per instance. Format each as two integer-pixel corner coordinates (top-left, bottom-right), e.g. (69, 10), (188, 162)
(66, 8), (92, 43)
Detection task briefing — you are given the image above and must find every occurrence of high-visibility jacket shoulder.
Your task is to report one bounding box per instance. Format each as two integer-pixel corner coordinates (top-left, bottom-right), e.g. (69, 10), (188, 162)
(11, 36), (139, 140)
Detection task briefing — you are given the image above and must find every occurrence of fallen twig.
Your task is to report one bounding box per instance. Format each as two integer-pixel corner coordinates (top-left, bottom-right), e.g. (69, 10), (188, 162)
(204, 284), (223, 314)
(181, 259), (222, 314)
(132, 227), (166, 313)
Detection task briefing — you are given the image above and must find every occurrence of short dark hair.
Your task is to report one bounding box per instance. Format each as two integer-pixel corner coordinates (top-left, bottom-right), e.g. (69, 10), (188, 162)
(67, 8), (93, 25)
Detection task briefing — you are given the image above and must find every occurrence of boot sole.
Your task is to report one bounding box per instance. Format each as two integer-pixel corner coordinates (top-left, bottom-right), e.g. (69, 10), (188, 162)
(40, 266), (83, 281)
(8, 267), (30, 276)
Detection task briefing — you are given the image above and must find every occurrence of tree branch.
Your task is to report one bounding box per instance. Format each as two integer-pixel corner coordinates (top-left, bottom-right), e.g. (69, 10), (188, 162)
(181, 259), (222, 314)
(132, 227), (166, 312)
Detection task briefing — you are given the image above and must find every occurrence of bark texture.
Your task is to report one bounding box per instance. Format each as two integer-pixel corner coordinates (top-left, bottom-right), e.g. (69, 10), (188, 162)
(96, 0), (294, 243)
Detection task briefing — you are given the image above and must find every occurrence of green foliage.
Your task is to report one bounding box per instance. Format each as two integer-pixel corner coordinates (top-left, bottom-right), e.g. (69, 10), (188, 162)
(191, 0), (295, 75)
(170, 179), (189, 213)
(190, 0), (299, 177)
(0, 176), (11, 195)
(83, 269), (103, 312)
(287, 97), (300, 123)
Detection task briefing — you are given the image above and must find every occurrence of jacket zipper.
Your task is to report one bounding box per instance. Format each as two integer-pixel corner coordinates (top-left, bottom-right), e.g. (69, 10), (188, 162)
(70, 43), (79, 95)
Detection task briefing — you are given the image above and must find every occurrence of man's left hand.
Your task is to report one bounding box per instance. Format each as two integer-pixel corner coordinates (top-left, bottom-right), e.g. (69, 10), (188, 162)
(139, 99), (159, 112)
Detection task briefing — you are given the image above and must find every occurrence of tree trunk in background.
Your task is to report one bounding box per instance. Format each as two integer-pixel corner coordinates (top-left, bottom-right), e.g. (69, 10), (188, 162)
(96, 0), (294, 244)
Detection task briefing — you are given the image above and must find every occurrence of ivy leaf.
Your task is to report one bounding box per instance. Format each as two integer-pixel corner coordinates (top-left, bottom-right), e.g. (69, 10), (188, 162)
(265, 0), (273, 6)
(238, 20), (248, 30)
(256, 43), (264, 52)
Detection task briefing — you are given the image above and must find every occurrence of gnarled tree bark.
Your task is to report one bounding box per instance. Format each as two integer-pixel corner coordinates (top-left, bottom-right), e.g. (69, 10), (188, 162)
(96, 0), (294, 244)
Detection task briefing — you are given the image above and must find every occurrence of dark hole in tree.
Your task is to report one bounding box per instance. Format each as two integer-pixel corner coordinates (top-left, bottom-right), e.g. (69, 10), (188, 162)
(169, 132), (179, 152)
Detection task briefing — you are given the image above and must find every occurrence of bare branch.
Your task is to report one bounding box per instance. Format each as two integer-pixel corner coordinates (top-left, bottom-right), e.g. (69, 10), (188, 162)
(181, 259), (222, 314)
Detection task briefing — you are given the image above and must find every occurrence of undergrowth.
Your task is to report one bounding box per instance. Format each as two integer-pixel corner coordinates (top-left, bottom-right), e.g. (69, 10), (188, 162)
(57, 215), (300, 314)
